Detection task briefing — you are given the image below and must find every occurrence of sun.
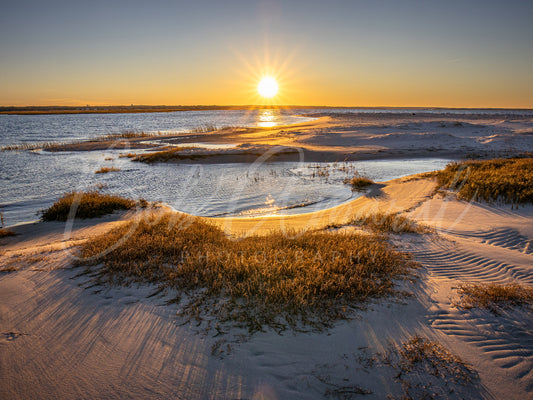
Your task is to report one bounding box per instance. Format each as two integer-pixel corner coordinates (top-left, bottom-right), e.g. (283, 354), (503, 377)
(257, 76), (278, 98)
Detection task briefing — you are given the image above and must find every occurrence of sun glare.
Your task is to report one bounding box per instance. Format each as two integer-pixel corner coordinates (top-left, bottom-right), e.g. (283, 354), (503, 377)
(257, 77), (278, 98)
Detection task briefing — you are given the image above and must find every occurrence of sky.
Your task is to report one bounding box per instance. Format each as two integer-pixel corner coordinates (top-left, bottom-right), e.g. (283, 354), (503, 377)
(1, 0), (532, 108)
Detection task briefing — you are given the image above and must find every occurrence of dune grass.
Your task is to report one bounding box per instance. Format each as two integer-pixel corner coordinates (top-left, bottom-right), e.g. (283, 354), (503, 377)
(95, 166), (121, 174)
(189, 124), (218, 133)
(1, 141), (60, 151)
(351, 211), (424, 233)
(189, 124), (243, 134)
(326, 211), (426, 234)
(41, 190), (146, 221)
(77, 213), (417, 333)
(389, 336), (475, 383)
(118, 152), (137, 158)
(0, 228), (16, 238)
(343, 174), (374, 191)
(381, 336), (477, 399)
(131, 147), (200, 163)
(1, 131), (164, 152)
(454, 282), (533, 312)
(436, 157), (533, 204)
(97, 131), (160, 140)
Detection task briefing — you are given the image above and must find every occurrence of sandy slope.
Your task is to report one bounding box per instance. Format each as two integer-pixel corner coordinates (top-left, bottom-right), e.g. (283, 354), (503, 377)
(1, 178), (532, 399)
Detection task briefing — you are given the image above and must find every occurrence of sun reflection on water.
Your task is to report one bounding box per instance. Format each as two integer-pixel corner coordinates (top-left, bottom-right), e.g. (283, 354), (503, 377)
(257, 109), (280, 128)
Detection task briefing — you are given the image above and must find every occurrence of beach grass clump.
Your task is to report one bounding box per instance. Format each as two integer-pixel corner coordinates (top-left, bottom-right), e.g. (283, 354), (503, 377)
(188, 124), (240, 134)
(436, 157), (533, 204)
(97, 131), (156, 141)
(77, 213), (417, 333)
(41, 190), (146, 221)
(118, 152), (137, 158)
(0, 228), (16, 238)
(344, 174), (374, 191)
(95, 166), (121, 174)
(1, 141), (62, 151)
(189, 124), (218, 134)
(454, 282), (533, 312)
(327, 211), (425, 234)
(1, 131), (167, 152)
(352, 211), (423, 233)
(386, 336), (475, 383)
(131, 148), (192, 163)
(381, 335), (477, 399)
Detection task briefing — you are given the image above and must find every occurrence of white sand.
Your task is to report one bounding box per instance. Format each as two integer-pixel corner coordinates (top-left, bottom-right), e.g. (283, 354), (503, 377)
(105, 113), (533, 163)
(1, 177), (532, 399)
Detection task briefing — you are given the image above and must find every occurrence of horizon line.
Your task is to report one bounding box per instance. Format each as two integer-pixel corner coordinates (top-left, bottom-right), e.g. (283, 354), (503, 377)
(1, 104), (532, 111)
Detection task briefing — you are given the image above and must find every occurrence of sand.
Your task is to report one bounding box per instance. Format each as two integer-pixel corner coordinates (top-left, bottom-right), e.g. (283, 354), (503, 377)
(1, 174), (532, 399)
(42, 112), (533, 163)
(2, 113), (533, 398)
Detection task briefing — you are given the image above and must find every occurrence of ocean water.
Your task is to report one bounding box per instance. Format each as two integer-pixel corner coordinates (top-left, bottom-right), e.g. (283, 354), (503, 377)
(1, 107), (505, 227)
(0, 109), (312, 146)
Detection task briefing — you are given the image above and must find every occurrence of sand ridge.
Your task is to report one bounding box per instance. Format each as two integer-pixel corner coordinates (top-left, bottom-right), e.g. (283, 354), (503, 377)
(1, 177), (532, 399)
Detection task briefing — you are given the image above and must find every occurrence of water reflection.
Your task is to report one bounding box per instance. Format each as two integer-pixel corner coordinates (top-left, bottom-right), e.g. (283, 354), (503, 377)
(257, 109), (280, 128)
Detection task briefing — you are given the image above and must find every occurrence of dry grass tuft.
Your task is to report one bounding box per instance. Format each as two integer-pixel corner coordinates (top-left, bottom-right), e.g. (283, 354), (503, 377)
(131, 147), (199, 163)
(41, 190), (146, 221)
(1, 141), (61, 151)
(97, 131), (157, 140)
(189, 124), (218, 133)
(189, 124), (240, 134)
(326, 211), (426, 234)
(436, 157), (533, 204)
(454, 282), (533, 313)
(118, 152), (137, 158)
(352, 212), (424, 233)
(343, 174), (374, 191)
(0, 228), (17, 238)
(383, 336), (477, 399)
(1, 131), (164, 152)
(95, 166), (121, 174)
(77, 213), (417, 333)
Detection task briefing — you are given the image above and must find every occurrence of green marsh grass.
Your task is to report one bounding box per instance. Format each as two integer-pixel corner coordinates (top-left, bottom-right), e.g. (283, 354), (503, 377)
(78, 213), (418, 333)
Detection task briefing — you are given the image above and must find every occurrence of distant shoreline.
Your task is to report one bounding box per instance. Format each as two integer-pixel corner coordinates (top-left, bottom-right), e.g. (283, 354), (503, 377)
(1, 105), (532, 115)
(0, 105), (285, 115)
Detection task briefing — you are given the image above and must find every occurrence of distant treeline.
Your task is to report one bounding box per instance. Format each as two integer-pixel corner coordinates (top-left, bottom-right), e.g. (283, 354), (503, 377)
(0, 105), (325, 115)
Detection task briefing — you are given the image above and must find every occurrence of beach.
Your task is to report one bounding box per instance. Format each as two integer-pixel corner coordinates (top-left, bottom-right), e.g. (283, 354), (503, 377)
(2, 170), (533, 399)
(3, 109), (533, 226)
(33, 111), (533, 162)
(1, 111), (533, 399)
(3, 0), (533, 396)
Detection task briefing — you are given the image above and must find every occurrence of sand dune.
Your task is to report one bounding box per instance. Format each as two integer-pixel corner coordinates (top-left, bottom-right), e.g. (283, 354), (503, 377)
(401, 194), (533, 397)
(1, 176), (532, 399)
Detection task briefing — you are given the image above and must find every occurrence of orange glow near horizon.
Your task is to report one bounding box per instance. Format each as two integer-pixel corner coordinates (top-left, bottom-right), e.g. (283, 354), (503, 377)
(1, 44), (532, 109)
(1, 3), (533, 109)
(1, 39), (532, 109)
